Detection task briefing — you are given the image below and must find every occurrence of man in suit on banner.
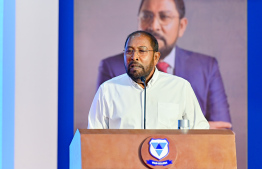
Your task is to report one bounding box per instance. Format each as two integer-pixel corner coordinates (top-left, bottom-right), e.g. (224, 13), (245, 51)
(96, 0), (232, 129)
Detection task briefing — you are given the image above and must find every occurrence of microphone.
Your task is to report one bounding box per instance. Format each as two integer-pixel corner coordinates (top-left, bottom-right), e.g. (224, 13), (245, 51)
(141, 76), (146, 83)
(141, 76), (146, 129)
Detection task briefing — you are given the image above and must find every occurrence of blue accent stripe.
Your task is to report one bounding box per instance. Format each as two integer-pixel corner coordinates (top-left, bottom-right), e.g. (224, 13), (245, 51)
(58, 0), (74, 168)
(0, 0), (3, 166)
(1, 0), (15, 168)
(248, 0), (262, 168)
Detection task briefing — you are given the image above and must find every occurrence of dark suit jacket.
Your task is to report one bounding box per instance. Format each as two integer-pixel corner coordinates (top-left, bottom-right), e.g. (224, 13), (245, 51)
(97, 46), (231, 122)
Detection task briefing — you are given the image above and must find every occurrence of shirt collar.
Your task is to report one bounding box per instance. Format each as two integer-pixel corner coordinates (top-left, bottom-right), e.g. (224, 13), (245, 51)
(162, 46), (176, 69)
(127, 67), (159, 89)
(147, 67), (159, 88)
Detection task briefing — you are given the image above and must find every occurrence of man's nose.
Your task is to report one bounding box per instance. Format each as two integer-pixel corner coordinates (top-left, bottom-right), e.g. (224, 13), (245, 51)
(149, 17), (161, 31)
(131, 51), (139, 61)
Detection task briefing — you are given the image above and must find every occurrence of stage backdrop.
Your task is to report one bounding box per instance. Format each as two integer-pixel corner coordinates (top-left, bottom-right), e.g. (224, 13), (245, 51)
(74, 0), (247, 168)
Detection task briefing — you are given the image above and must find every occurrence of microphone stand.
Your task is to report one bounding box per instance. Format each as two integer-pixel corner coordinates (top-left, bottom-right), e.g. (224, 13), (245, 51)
(141, 77), (146, 129)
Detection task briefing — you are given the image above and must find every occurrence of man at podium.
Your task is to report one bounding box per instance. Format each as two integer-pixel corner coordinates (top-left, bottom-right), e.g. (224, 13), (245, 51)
(88, 31), (209, 129)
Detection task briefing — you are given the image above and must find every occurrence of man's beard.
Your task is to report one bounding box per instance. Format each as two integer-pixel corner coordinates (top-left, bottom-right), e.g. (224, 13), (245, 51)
(145, 30), (176, 59)
(159, 45), (174, 59)
(125, 60), (155, 83)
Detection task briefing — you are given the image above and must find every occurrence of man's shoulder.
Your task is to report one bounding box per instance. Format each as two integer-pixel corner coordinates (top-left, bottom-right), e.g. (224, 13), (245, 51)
(100, 53), (124, 64)
(158, 70), (190, 85)
(100, 73), (128, 88)
(177, 47), (216, 62)
(98, 53), (126, 80)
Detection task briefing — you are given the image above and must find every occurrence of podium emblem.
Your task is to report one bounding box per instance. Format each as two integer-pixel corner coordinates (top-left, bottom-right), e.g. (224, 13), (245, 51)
(141, 136), (177, 168)
(149, 138), (169, 160)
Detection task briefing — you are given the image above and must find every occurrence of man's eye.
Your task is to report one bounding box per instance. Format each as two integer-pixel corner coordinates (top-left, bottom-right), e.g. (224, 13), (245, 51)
(139, 50), (147, 53)
(126, 50), (133, 53)
(143, 14), (150, 19)
(142, 13), (153, 20)
(160, 15), (170, 20)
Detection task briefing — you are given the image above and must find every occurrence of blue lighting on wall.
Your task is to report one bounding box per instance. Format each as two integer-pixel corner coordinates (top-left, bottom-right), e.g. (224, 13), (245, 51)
(0, 0), (15, 168)
(58, 0), (74, 169)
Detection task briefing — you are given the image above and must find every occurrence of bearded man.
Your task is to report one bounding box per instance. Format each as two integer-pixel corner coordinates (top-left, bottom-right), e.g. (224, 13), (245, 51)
(88, 31), (209, 129)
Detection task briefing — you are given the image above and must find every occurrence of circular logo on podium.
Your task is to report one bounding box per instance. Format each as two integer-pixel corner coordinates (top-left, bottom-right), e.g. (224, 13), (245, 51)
(141, 135), (177, 169)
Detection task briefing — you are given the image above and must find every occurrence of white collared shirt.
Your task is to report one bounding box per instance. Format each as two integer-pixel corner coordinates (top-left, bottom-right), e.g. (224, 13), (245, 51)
(88, 68), (209, 129)
(162, 47), (176, 74)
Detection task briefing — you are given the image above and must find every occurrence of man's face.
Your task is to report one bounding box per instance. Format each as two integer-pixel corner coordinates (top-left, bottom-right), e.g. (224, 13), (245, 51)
(138, 0), (187, 58)
(124, 34), (159, 83)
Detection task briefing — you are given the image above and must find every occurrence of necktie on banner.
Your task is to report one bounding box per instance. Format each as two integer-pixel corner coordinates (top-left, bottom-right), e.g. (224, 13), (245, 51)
(156, 61), (169, 73)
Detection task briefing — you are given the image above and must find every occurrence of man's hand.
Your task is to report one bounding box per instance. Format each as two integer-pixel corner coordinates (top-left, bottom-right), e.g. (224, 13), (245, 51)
(208, 121), (232, 129)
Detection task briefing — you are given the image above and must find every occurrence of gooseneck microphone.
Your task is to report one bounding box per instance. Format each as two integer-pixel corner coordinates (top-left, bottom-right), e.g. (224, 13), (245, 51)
(141, 76), (146, 129)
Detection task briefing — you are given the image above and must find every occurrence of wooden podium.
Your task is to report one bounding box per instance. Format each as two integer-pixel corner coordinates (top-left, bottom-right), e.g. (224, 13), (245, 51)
(70, 129), (237, 169)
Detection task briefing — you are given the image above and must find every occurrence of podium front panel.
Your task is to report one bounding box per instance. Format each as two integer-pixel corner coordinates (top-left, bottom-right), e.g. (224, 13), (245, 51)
(70, 129), (237, 169)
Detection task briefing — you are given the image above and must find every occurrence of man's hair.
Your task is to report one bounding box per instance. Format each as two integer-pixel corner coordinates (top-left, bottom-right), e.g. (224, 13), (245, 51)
(138, 0), (185, 19)
(124, 30), (159, 52)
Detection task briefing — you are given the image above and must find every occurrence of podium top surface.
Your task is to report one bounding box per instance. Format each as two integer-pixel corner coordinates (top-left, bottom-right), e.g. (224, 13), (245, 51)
(78, 129), (234, 135)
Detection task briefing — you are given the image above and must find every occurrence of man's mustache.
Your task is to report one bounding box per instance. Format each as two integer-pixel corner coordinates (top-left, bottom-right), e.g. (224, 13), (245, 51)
(128, 61), (144, 69)
(146, 30), (167, 46)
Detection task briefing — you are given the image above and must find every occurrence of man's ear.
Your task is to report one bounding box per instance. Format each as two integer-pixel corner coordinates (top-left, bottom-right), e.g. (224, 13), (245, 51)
(178, 17), (188, 38)
(154, 52), (161, 66)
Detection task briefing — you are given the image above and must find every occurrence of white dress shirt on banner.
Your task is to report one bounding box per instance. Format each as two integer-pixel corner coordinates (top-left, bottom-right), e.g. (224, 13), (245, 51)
(88, 68), (209, 129)
(162, 47), (176, 74)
